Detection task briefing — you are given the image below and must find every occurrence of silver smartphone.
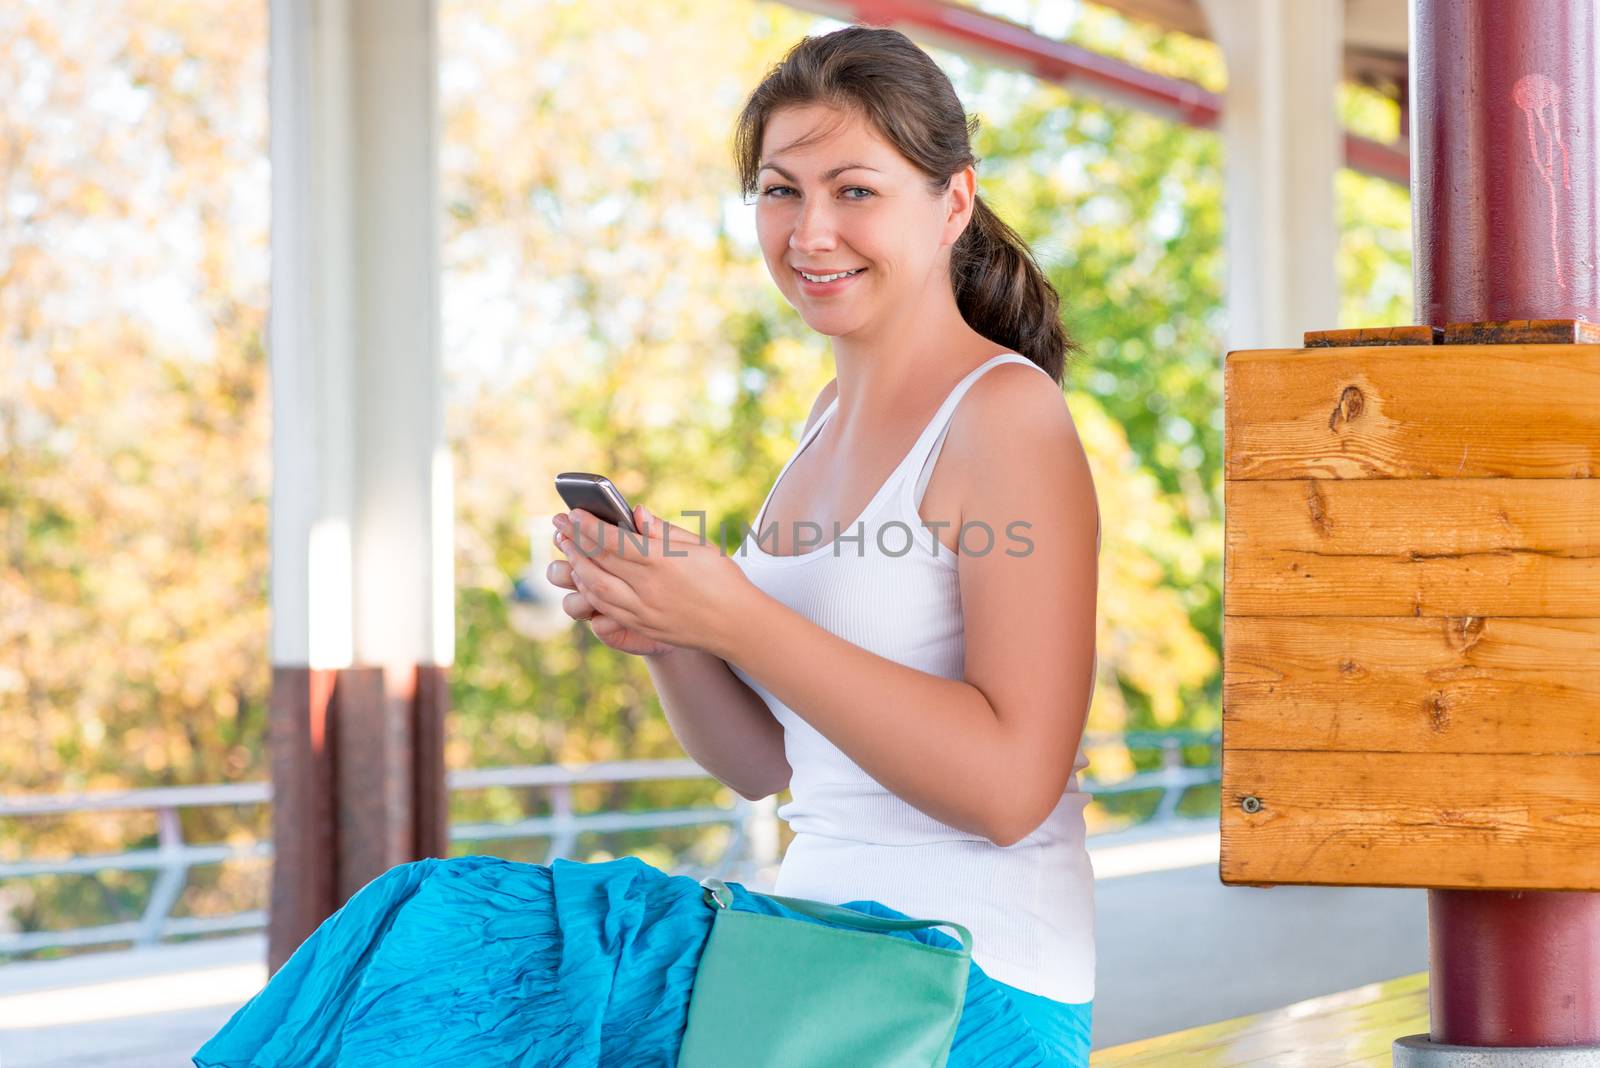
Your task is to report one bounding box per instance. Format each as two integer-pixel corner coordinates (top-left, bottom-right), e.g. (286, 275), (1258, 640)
(554, 471), (639, 534)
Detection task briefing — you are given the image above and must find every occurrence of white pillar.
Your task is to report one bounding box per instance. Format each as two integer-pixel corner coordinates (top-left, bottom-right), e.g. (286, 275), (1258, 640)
(267, 0), (449, 967)
(1197, 0), (1342, 350)
(269, 0), (450, 673)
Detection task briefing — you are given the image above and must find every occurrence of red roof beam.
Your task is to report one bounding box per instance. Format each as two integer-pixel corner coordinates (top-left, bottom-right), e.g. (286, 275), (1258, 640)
(779, 0), (1409, 185)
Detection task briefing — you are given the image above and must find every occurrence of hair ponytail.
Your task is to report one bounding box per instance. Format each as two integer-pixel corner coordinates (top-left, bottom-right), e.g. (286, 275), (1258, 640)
(954, 196), (1073, 384)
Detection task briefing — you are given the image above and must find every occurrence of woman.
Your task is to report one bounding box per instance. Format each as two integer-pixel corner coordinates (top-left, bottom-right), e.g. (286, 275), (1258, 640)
(196, 25), (1099, 1068)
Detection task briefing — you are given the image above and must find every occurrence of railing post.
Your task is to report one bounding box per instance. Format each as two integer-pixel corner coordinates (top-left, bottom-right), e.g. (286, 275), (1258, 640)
(743, 794), (781, 876)
(136, 805), (188, 946)
(547, 782), (575, 861)
(1151, 736), (1185, 824)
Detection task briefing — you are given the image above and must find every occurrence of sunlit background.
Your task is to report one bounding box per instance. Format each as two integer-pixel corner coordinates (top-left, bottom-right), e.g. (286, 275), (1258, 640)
(0, 0), (1416, 1059)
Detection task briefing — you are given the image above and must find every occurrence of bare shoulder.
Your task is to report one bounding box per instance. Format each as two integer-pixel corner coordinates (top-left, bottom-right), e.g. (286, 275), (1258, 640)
(947, 361), (1082, 463)
(943, 360), (1098, 533)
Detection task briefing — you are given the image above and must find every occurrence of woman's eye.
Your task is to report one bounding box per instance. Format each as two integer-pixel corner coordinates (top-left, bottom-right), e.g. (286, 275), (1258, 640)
(757, 185), (874, 200)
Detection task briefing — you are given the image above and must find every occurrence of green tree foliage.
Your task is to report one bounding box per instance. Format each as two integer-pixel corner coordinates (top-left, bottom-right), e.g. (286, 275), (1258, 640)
(1, 0), (273, 943)
(1336, 82), (1413, 329)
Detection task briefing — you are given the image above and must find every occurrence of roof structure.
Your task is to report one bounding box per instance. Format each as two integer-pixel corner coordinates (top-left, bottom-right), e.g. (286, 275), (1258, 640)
(1097, 0), (1409, 100)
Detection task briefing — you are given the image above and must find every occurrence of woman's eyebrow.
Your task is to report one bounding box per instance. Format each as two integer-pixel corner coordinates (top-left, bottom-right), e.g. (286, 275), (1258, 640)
(757, 162), (882, 181)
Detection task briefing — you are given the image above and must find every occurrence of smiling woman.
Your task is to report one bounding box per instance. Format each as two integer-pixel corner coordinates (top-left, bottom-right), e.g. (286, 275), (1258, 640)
(197, 24), (1097, 1068)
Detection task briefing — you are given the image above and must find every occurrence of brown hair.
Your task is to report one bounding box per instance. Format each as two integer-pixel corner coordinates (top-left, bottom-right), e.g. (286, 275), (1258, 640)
(734, 25), (1078, 385)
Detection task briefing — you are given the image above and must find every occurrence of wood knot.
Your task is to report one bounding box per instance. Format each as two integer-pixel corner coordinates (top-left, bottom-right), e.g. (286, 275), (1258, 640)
(1304, 481), (1331, 536)
(1338, 658), (1363, 678)
(1329, 385), (1364, 430)
(1427, 691), (1451, 732)
(1445, 616), (1485, 653)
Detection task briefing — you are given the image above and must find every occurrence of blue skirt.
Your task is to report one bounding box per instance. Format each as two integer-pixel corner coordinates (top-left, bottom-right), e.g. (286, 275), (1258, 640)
(195, 854), (1091, 1066)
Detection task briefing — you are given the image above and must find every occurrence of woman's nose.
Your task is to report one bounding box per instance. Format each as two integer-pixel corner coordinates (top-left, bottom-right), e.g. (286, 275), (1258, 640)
(790, 200), (837, 250)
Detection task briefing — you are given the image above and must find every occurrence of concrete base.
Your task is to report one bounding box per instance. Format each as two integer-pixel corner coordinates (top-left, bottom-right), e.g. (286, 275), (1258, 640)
(1395, 1035), (1600, 1066)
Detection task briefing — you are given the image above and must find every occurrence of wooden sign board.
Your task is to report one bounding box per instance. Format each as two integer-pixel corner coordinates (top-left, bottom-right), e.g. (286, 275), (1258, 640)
(1222, 343), (1600, 891)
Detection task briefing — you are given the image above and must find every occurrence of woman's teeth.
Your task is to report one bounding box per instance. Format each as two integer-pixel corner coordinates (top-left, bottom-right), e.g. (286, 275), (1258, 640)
(800, 268), (864, 283)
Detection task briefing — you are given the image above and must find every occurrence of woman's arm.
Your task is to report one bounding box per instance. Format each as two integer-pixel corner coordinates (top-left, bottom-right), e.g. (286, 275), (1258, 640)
(709, 365), (1099, 847)
(628, 377), (841, 801)
(642, 646), (789, 801)
(549, 549), (790, 799)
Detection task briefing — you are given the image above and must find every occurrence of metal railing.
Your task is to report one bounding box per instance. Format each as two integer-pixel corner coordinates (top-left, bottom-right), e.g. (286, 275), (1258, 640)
(1095, 729), (1221, 827)
(0, 729), (1219, 955)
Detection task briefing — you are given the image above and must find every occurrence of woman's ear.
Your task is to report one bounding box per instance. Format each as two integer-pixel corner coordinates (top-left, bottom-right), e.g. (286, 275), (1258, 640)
(943, 165), (978, 246)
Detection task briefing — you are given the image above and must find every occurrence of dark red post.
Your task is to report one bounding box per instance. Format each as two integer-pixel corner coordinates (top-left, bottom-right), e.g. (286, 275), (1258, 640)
(267, 667), (338, 973)
(1414, 0), (1600, 326)
(268, 664), (449, 974)
(1413, 0), (1600, 1046)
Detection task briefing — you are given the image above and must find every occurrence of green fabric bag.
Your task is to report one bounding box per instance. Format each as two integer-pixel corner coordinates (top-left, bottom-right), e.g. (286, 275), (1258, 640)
(676, 875), (974, 1068)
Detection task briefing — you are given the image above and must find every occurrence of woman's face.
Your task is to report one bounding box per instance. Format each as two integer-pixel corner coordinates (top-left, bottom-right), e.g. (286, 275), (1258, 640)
(754, 103), (969, 338)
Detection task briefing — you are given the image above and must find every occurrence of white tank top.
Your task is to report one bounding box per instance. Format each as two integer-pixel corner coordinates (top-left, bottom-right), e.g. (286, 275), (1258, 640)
(727, 352), (1097, 1003)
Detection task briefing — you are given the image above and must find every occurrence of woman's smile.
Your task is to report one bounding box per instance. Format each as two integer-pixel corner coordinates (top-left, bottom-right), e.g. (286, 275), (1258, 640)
(794, 265), (867, 294)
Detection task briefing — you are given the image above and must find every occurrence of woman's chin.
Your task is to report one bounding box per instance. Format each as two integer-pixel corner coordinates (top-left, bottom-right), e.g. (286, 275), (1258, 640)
(796, 310), (867, 337)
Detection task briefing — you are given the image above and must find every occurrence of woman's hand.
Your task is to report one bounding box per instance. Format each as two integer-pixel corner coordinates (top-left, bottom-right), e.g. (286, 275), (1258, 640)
(552, 504), (753, 660)
(548, 521), (678, 658)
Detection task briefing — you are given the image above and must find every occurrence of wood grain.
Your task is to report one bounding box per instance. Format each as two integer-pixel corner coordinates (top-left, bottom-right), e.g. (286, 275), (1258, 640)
(1220, 751), (1600, 890)
(1224, 341), (1600, 889)
(1225, 616), (1600, 755)
(1304, 325), (1440, 347)
(1441, 319), (1600, 345)
(1224, 478), (1600, 618)
(1224, 344), (1600, 481)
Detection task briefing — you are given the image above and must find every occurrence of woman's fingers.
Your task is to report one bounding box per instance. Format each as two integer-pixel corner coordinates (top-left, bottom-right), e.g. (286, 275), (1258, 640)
(564, 508), (646, 561)
(547, 558), (576, 591)
(562, 589), (597, 621)
(589, 614), (624, 641)
(553, 521), (616, 581)
(566, 509), (603, 556)
(548, 518), (617, 625)
(553, 512), (653, 633)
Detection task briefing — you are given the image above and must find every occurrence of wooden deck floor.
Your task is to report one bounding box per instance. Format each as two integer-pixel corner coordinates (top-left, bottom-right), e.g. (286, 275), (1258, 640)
(1090, 970), (1428, 1067)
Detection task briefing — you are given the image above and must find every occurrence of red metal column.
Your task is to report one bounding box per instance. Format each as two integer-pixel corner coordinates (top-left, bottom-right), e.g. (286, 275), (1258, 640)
(267, 664), (449, 973)
(1413, 0), (1600, 1046)
(1429, 891), (1600, 1047)
(1414, 0), (1600, 325)
(412, 665), (451, 859)
(267, 666), (337, 973)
